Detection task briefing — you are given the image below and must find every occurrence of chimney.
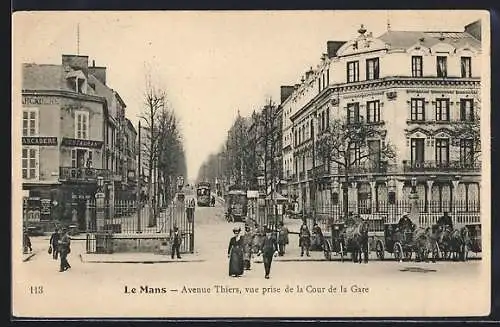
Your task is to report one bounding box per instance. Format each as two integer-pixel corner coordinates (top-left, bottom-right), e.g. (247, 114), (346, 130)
(89, 63), (107, 85)
(61, 54), (89, 76)
(465, 20), (481, 41)
(327, 41), (346, 58)
(280, 85), (294, 103)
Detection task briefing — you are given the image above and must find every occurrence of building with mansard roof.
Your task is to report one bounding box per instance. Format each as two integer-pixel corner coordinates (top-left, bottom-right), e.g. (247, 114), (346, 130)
(21, 54), (137, 231)
(281, 20), (482, 225)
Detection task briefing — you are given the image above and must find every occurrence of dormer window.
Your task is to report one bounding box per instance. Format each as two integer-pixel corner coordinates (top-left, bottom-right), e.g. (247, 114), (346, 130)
(66, 70), (88, 94)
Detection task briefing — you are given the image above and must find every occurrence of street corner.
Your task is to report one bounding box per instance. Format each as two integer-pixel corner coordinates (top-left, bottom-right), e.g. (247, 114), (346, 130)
(79, 252), (206, 264)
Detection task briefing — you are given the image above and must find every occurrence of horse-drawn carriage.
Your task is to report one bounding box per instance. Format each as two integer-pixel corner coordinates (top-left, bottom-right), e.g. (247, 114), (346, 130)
(321, 222), (346, 262)
(374, 222), (439, 262)
(320, 218), (370, 263)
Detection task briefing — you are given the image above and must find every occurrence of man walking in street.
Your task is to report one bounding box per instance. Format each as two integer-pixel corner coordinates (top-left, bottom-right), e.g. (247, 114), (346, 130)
(171, 227), (182, 259)
(49, 228), (60, 260)
(58, 228), (71, 272)
(258, 227), (279, 279)
(277, 222), (289, 256)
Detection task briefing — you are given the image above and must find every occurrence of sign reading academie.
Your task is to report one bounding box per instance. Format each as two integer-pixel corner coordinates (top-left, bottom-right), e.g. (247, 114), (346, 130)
(22, 137), (58, 146)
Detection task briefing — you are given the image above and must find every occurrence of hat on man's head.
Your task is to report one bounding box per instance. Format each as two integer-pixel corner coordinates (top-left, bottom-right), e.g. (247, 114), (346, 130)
(233, 226), (241, 233)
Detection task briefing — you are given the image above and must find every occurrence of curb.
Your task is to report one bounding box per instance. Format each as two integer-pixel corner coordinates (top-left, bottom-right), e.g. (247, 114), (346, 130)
(23, 252), (37, 262)
(79, 253), (206, 264)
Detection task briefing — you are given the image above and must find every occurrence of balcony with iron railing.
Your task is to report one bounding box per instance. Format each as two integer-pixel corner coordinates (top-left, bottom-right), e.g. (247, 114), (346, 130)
(59, 167), (112, 183)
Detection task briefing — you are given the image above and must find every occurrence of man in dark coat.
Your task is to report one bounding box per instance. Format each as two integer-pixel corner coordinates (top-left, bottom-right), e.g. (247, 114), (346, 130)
(277, 222), (289, 256)
(171, 227), (182, 259)
(437, 212), (453, 230)
(49, 228), (60, 260)
(258, 227), (279, 279)
(299, 222), (311, 257)
(58, 228), (71, 272)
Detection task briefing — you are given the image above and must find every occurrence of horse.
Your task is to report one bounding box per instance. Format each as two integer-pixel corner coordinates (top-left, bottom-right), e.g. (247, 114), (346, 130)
(448, 226), (471, 261)
(434, 225), (454, 260)
(343, 217), (369, 264)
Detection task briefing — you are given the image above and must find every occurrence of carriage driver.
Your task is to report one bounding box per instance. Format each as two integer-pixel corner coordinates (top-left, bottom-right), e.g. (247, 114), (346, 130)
(437, 211), (453, 231)
(398, 213), (416, 232)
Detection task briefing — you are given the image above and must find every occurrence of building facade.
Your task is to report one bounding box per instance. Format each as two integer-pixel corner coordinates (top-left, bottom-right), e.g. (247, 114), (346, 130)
(21, 54), (137, 230)
(283, 21), (482, 219)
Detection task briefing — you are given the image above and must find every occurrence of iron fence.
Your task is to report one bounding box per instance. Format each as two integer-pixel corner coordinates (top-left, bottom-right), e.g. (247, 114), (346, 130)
(301, 199), (481, 233)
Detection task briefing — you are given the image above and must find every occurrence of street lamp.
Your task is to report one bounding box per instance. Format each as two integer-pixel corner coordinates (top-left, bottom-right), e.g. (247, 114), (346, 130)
(410, 177), (417, 194)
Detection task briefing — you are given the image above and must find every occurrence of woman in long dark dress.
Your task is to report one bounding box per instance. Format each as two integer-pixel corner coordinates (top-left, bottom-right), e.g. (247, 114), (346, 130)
(228, 227), (244, 277)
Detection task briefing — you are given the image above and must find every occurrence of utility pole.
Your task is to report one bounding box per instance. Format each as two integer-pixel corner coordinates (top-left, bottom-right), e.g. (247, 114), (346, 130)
(136, 120), (141, 233)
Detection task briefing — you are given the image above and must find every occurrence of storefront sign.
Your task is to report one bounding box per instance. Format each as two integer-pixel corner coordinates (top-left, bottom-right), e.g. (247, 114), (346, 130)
(61, 138), (103, 149)
(22, 137), (58, 146)
(127, 170), (136, 179)
(40, 199), (52, 215)
(22, 95), (59, 105)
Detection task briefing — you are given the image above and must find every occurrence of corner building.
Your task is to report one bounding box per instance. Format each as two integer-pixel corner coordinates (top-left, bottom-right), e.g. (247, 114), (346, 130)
(282, 21), (482, 223)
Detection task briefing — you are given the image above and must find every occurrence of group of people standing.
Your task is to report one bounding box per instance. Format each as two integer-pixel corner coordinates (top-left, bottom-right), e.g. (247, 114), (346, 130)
(298, 221), (324, 257)
(227, 221), (289, 279)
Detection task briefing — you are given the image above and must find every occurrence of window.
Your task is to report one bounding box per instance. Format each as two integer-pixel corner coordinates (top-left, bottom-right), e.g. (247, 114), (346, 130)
(347, 102), (360, 124)
(435, 138), (449, 166)
(461, 56), (472, 78)
(347, 61), (359, 83)
(411, 56), (423, 77)
(410, 138), (425, 164)
(348, 143), (361, 165)
(310, 121), (314, 140)
(435, 99), (450, 121)
(321, 111), (325, 131)
(410, 98), (425, 121)
(22, 108), (39, 136)
(75, 111), (89, 139)
(437, 56), (447, 77)
(326, 69), (330, 85)
(368, 140), (381, 170)
(22, 147), (38, 180)
(318, 79), (321, 93)
(460, 99), (474, 121)
(366, 100), (381, 123)
(71, 149), (93, 168)
(366, 58), (380, 80)
(294, 130), (297, 146)
(460, 139), (474, 166)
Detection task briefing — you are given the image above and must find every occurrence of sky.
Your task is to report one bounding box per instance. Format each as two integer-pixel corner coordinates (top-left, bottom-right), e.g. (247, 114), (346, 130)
(13, 10), (486, 180)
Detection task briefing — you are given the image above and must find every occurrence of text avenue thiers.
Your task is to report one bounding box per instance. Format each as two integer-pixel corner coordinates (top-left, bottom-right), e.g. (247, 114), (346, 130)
(123, 284), (369, 295)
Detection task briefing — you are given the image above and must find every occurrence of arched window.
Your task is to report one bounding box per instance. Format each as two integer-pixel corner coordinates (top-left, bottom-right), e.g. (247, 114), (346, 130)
(358, 183), (371, 214)
(376, 183), (388, 213)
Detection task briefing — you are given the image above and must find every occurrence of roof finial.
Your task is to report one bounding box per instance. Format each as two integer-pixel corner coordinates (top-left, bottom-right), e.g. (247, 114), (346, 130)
(387, 18), (391, 31)
(358, 24), (367, 35)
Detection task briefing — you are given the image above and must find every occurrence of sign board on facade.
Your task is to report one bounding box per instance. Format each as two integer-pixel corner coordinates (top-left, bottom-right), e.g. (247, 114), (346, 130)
(61, 138), (103, 149)
(22, 137), (58, 146)
(247, 190), (259, 198)
(22, 95), (60, 105)
(127, 170), (136, 179)
(40, 199), (51, 215)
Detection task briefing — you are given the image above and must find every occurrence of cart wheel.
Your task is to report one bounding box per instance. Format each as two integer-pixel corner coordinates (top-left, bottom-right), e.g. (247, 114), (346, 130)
(375, 239), (385, 260)
(393, 242), (403, 262)
(339, 242), (344, 263)
(323, 240), (332, 261)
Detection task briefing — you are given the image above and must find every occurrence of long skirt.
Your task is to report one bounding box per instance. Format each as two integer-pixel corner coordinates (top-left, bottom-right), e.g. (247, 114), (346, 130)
(229, 246), (244, 277)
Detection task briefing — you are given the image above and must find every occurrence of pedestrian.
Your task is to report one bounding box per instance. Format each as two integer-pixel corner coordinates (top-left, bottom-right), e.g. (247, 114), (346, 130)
(257, 227), (279, 279)
(437, 211), (454, 230)
(311, 222), (324, 251)
(299, 221), (311, 257)
(242, 225), (253, 270)
(23, 228), (32, 254)
(58, 227), (71, 272)
(49, 228), (60, 260)
(277, 221), (289, 256)
(227, 226), (244, 277)
(171, 227), (182, 259)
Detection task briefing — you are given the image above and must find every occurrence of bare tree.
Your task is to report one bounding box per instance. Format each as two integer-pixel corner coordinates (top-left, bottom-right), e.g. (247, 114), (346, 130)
(139, 74), (167, 227)
(452, 95), (481, 165)
(316, 118), (396, 218)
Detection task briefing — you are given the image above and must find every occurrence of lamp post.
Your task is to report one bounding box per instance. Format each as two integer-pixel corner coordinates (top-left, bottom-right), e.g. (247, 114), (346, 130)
(257, 175), (265, 226)
(408, 177), (419, 225)
(96, 176), (105, 232)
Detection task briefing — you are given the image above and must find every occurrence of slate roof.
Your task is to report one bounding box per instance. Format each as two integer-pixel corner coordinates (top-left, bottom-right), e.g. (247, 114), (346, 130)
(378, 30), (481, 50)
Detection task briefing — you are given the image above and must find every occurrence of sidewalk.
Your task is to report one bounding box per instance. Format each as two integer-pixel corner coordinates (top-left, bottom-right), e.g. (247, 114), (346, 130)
(79, 252), (206, 264)
(23, 251), (38, 262)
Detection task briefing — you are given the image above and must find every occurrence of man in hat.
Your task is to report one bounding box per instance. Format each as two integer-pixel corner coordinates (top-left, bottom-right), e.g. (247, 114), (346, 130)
(299, 221), (311, 257)
(49, 227), (60, 260)
(277, 221), (289, 256)
(58, 227), (71, 272)
(258, 226), (279, 279)
(171, 227), (182, 259)
(437, 211), (453, 231)
(398, 213), (416, 232)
